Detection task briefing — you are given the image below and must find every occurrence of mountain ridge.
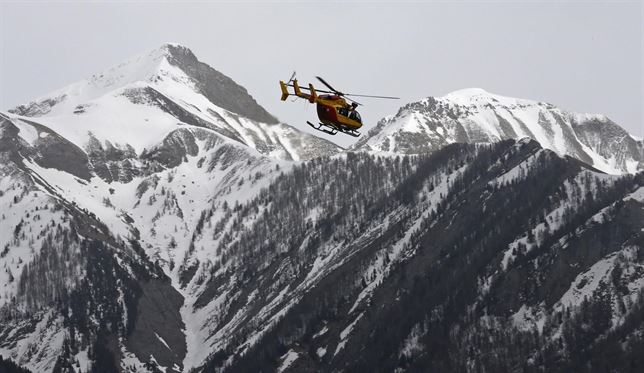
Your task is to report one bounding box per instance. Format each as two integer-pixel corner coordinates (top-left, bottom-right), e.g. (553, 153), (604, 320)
(353, 88), (642, 174)
(8, 43), (340, 161)
(7, 43), (641, 174)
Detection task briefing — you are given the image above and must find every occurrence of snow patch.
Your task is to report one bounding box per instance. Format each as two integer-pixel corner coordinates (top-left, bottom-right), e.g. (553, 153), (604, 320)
(277, 350), (299, 373)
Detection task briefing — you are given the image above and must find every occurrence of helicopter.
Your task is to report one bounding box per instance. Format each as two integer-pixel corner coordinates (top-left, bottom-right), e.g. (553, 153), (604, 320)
(279, 73), (399, 137)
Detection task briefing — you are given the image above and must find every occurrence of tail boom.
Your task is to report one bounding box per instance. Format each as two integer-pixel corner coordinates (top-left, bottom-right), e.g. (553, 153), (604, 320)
(279, 79), (317, 103)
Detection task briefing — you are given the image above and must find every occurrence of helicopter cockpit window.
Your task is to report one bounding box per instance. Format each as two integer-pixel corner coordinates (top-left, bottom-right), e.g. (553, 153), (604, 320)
(349, 110), (362, 123)
(337, 107), (349, 117)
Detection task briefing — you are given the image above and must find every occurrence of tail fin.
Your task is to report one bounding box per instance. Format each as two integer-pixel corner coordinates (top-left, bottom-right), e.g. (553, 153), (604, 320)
(293, 79), (303, 97)
(279, 81), (289, 101)
(283, 78), (317, 103)
(308, 83), (317, 103)
(293, 80), (316, 102)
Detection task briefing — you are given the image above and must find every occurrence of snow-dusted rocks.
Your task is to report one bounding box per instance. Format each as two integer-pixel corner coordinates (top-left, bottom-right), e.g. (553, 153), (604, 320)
(354, 88), (642, 174)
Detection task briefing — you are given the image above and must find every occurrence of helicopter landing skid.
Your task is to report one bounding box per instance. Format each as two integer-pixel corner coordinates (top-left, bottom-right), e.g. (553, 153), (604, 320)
(308, 121), (337, 135)
(307, 121), (360, 137)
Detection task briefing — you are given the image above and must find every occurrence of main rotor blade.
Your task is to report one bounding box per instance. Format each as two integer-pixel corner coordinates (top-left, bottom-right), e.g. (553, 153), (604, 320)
(345, 97), (363, 106)
(345, 93), (400, 99)
(285, 84), (335, 94)
(315, 76), (341, 94)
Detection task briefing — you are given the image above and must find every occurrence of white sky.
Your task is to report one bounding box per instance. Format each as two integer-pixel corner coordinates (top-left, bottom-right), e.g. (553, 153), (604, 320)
(1, 1), (642, 147)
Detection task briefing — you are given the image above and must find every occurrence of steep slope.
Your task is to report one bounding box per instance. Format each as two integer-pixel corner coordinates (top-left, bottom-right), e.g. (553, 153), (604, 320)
(204, 139), (643, 373)
(354, 88), (642, 174)
(0, 110), (291, 372)
(9, 43), (340, 161)
(0, 113), (181, 372)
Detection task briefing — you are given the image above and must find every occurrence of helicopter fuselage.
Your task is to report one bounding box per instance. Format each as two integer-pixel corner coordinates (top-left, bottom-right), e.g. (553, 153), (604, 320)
(316, 95), (362, 130)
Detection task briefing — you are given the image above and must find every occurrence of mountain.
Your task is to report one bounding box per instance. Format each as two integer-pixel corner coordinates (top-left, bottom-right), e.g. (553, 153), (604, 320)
(353, 88), (643, 174)
(0, 109), (287, 372)
(1, 45), (643, 373)
(8, 43), (340, 162)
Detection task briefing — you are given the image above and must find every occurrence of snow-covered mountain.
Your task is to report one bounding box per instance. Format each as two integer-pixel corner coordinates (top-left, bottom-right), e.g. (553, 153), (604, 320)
(1, 43), (340, 372)
(1, 45), (643, 373)
(354, 88), (642, 174)
(9, 43), (340, 161)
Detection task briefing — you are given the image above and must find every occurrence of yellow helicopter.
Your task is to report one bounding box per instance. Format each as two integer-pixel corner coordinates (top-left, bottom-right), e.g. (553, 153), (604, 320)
(279, 73), (399, 137)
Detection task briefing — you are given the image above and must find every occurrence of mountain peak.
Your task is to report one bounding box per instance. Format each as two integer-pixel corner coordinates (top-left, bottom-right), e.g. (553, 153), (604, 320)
(439, 87), (535, 107)
(157, 42), (198, 62)
(159, 41), (186, 49)
(145, 42), (192, 57)
(10, 43), (278, 124)
(9, 45), (186, 117)
(446, 87), (490, 97)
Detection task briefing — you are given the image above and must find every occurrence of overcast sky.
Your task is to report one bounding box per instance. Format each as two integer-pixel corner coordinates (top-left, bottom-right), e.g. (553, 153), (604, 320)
(1, 1), (642, 147)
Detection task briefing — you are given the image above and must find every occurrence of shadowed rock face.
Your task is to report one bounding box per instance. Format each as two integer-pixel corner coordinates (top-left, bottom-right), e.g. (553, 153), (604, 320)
(573, 117), (643, 171)
(8, 95), (67, 117)
(0, 115), (29, 163)
(85, 133), (140, 183)
(164, 44), (278, 125)
(141, 128), (200, 169)
(0, 114), (91, 180)
(27, 121), (92, 181)
(125, 279), (186, 373)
